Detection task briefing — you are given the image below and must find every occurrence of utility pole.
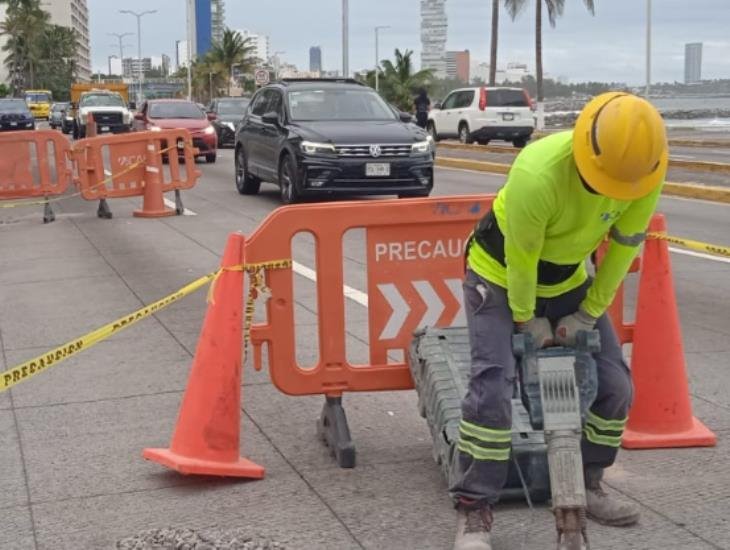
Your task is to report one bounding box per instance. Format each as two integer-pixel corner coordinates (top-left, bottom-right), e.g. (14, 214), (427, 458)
(108, 32), (133, 68)
(645, 0), (651, 98)
(342, 0), (349, 77)
(374, 26), (389, 92)
(186, 0), (194, 100)
(119, 10), (157, 104)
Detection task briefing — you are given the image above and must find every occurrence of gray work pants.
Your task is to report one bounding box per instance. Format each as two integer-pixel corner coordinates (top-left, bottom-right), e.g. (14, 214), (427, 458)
(449, 269), (633, 505)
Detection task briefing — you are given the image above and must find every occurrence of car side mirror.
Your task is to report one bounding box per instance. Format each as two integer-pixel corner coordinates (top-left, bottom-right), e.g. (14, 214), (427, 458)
(134, 112), (145, 121)
(71, 102), (78, 110)
(399, 111), (414, 123)
(261, 111), (279, 126)
(433, 102), (442, 110)
(128, 101), (137, 110)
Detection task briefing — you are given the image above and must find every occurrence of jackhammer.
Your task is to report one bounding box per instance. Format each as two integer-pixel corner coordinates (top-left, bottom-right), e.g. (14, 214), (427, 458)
(513, 330), (600, 550)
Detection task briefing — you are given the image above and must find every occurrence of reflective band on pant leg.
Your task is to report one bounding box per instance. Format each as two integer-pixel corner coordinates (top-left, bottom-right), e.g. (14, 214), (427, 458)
(583, 410), (626, 448)
(457, 419), (512, 461)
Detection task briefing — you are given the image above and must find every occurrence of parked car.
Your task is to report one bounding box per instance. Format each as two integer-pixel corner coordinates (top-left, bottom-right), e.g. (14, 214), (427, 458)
(49, 102), (70, 130)
(427, 86), (534, 147)
(133, 99), (217, 163)
(234, 79), (433, 204)
(208, 97), (250, 147)
(0, 98), (35, 131)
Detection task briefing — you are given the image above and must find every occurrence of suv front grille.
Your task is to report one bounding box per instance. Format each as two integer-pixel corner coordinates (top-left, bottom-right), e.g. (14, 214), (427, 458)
(92, 111), (123, 125)
(335, 144), (411, 158)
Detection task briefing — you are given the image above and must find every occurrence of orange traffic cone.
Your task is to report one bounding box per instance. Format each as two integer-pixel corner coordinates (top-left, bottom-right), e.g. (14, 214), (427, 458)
(143, 233), (265, 478)
(134, 138), (175, 218)
(622, 214), (716, 449)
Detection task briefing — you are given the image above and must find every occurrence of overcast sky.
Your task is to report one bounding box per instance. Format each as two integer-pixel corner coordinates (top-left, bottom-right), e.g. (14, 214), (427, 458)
(89, 0), (730, 84)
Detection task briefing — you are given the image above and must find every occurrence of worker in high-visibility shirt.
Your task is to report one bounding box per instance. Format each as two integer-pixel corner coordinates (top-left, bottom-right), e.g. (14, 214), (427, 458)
(451, 92), (668, 550)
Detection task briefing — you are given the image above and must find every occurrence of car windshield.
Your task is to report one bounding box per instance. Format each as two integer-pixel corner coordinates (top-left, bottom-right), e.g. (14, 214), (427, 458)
(25, 93), (50, 103)
(288, 88), (396, 121)
(217, 100), (249, 115)
(80, 94), (125, 107)
(0, 99), (30, 112)
(149, 102), (205, 119)
(52, 103), (69, 112)
(489, 89), (528, 107)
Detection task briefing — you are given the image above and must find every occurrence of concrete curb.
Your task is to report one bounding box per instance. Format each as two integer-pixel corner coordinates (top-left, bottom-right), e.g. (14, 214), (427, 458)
(668, 138), (730, 149)
(437, 142), (730, 174)
(435, 157), (730, 204)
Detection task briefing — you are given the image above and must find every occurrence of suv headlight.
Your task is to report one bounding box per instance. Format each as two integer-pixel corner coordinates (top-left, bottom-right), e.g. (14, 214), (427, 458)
(301, 141), (336, 155)
(411, 140), (431, 154)
(224, 121), (235, 131)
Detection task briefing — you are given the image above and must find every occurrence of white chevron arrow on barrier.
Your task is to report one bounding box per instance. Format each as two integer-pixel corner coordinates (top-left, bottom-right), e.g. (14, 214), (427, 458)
(378, 279), (467, 341)
(378, 283), (410, 340)
(413, 280), (445, 328)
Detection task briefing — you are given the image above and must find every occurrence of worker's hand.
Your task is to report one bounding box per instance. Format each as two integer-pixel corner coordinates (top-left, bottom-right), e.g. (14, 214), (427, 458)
(516, 317), (554, 349)
(555, 309), (597, 347)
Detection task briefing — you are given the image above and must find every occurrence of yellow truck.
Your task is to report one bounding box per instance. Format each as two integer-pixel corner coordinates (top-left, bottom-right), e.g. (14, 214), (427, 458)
(70, 82), (134, 138)
(24, 89), (53, 119)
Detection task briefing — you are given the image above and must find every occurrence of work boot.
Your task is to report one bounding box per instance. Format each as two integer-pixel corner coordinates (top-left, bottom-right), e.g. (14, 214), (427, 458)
(454, 498), (493, 550)
(585, 467), (640, 527)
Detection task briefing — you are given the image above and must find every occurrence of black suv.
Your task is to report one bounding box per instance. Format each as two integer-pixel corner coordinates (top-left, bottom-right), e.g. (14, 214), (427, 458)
(234, 79), (434, 203)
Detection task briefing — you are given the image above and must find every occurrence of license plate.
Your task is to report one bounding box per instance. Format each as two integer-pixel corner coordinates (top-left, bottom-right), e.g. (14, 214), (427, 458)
(10, 122), (17, 127)
(502, 113), (514, 121)
(101, 126), (110, 132)
(366, 163), (390, 177)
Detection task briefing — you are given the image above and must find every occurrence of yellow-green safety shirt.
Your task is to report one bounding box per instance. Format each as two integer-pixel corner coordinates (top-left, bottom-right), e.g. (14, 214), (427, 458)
(467, 131), (663, 322)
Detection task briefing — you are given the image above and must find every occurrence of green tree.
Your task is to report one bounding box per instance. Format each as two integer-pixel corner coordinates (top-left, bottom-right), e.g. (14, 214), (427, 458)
(208, 29), (256, 95)
(0, 83), (8, 97)
(0, 0), (50, 93)
(35, 24), (76, 100)
(505, 0), (595, 126)
(379, 49), (433, 111)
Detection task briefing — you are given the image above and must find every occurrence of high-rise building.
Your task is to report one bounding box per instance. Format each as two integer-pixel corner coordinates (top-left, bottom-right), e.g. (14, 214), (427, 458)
(187, 0), (213, 58)
(238, 30), (270, 65)
(176, 40), (190, 71)
(122, 57), (153, 78)
(310, 47), (322, 73)
(421, 0), (447, 78)
(45, 0), (92, 81)
(446, 50), (470, 83)
(211, 0), (225, 45)
(108, 56), (123, 76)
(0, 5), (8, 85)
(684, 42), (702, 84)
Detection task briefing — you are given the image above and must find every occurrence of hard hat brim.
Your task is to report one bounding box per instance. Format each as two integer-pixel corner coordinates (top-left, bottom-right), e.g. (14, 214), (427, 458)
(573, 94), (668, 201)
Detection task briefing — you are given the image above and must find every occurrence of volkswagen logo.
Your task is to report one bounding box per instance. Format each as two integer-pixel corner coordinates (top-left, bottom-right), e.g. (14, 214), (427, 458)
(369, 144), (382, 158)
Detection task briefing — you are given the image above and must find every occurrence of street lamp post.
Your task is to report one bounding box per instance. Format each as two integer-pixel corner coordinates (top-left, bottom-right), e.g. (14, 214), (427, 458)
(342, 0), (349, 77)
(108, 32), (133, 69)
(273, 51), (286, 81)
(119, 9), (157, 104)
(208, 72), (214, 102)
(645, 0), (651, 98)
(374, 26), (390, 92)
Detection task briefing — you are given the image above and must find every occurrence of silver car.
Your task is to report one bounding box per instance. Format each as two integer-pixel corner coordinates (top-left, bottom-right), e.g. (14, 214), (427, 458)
(50, 102), (70, 131)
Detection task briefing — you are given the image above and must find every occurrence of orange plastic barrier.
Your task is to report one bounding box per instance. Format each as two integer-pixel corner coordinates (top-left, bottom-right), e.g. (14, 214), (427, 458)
(71, 129), (200, 218)
(144, 233), (265, 477)
(622, 214), (716, 449)
(0, 130), (72, 222)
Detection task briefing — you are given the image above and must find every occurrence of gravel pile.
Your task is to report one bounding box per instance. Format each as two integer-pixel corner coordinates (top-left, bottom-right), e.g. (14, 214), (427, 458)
(116, 528), (288, 550)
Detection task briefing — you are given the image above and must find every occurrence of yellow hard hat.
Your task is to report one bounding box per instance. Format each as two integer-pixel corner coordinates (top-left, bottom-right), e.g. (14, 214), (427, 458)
(573, 92), (668, 201)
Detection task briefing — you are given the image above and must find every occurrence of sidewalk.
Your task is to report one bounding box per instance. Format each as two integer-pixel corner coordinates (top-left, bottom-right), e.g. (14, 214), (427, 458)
(1, 188), (728, 550)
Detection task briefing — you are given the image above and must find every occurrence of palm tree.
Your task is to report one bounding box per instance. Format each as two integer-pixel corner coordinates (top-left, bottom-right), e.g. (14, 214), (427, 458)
(505, 0), (595, 128)
(379, 49), (433, 111)
(208, 29), (256, 96)
(489, 0), (499, 85)
(0, 0), (50, 92)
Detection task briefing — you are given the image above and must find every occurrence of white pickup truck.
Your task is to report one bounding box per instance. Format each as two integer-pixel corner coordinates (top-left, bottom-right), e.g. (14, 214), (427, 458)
(73, 90), (134, 139)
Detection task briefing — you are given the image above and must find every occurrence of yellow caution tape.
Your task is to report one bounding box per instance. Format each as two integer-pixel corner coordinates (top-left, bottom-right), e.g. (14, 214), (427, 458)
(648, 232), (730, 259)
(0, 258), (292, 393)
(0, 143), (181, 209)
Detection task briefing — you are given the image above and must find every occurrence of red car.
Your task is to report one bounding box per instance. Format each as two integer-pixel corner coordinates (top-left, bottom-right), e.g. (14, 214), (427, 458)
(133, 99), (218, 163)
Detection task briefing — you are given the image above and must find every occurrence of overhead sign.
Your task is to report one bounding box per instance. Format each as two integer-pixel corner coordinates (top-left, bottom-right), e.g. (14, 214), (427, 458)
(366, 199), (490, 364)
(254, 69), (270, 86)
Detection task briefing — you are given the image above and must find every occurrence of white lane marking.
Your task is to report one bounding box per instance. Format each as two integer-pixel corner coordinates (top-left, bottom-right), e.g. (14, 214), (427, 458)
(163, 197), (197, 216)
(292, 261), (369, 306)
(413, 280), (444, 327)
(669, 246), (730, 264)
(377, 283), (409, 340)
(670, 154), (697, 160)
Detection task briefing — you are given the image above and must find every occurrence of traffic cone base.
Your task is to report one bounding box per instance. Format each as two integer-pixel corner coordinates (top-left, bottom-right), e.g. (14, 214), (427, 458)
(622, 416), (716, 449)
(143, 448), (265, 478)
(133, 205), (176, 218)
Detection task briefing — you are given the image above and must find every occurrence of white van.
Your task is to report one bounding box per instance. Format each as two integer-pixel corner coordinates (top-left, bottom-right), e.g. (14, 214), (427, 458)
(427, 86), (535, 148)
